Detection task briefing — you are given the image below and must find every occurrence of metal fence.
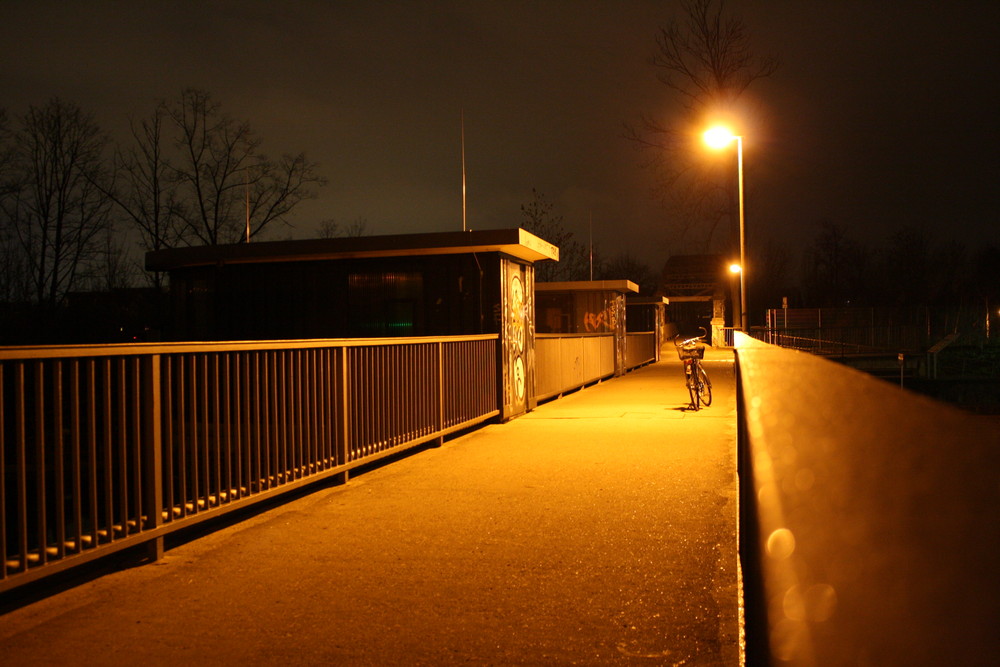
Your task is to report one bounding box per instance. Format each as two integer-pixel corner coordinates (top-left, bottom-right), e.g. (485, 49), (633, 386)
(761, 325), (929, 354)
(1, 335), (498, 593)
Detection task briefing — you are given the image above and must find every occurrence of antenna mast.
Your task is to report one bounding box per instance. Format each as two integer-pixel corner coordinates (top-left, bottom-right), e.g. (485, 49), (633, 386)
(461, 110), (467, 231)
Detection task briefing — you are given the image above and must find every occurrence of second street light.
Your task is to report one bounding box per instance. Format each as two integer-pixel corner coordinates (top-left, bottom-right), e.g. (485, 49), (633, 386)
(704, 126), (747, 331)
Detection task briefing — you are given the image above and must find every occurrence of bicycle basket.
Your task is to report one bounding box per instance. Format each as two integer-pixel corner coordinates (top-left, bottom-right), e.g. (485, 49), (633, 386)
(676, 344), (705, 360)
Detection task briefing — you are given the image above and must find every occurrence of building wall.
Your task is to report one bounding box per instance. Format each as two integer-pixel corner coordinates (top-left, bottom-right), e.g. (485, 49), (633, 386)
(166, 254), (503, 341)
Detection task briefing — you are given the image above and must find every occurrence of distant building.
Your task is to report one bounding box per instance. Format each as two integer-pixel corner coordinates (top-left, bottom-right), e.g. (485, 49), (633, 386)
(146, 228), (558, 420)
(660, 254), (733, 344)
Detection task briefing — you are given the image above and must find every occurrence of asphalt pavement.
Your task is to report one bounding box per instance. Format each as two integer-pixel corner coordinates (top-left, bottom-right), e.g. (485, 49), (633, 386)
(0, 349), (740, 666)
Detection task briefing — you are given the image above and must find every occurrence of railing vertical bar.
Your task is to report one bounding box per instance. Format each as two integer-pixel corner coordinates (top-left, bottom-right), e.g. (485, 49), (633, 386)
(267, 351), (277, 489)
(303, 349), (311, 473)
(293, 350), (302, 478)
(163, 357), (175, 521)
(15, 364), (28, 570)
(102, 358), (113, 543)
(275, 351), (285, 483)
(241, 352), (251, 497)
(355, 347), (362, 462)
(256, 352), (265, 492)
(212, 354), (222, 504)
(383, 346), (391, 450)
(305, 349), (316, 473)
(222, 352), (233, 501)
(200, 355), (210, 508)
(183, 355), (195, 515)
(337, 347), (350, 476)
(285, 350), (293, 481)
(324, 348), (333, 465)
(323, 348), (332, 465)
(376, 347), (383, 452)
(85, 359), (98, 548)
(438, 342), (445, 435)
(31, 362), (47, 563)
(178, 356), (188, 517)
(0, 363), (6, 575)
(295, 349), (304, 477)
(116, 358), (128, 539)
(142, 355), (163, 559)
(53, 361), (66, 558)
(272, 350), (281, 485)
(130, 358), (143, 535)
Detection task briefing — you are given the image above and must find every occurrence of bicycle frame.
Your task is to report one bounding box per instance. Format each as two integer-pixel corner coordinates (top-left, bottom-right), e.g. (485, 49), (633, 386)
(675, 330), (711, 411)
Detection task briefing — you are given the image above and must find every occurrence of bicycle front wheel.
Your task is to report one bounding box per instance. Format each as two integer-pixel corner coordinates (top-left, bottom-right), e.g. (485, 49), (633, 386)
(697, 365), (713, 407)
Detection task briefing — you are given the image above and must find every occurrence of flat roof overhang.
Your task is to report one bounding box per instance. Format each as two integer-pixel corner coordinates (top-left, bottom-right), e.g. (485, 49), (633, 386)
(535, 280), (639, 294)
(146, 228), (558, 271)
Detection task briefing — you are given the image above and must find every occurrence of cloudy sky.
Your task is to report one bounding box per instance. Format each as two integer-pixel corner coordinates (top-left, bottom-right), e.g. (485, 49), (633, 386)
(3, 0), (998, 270)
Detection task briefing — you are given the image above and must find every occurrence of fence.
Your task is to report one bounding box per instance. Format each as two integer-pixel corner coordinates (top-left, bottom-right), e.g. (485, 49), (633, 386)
(1, 335), (498, 593)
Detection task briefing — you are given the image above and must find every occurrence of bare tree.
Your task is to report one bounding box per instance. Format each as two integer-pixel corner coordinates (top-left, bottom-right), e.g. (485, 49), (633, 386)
(105, 105), (183, 288)
(1, 99), (113, 308)
(318, 216), (369, 239)
(0, 108), (29, 302)
(86, 222), (140, 291)
(627, 0), (777, 252)
(802, 221), (868, 307)
(520, 188), (590, 282)
(597, 252), (656, 295)
(163, 88), (325, 245)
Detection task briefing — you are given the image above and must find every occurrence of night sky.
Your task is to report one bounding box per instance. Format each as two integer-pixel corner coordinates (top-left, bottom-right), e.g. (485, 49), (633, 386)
(3, 0), (998, 272)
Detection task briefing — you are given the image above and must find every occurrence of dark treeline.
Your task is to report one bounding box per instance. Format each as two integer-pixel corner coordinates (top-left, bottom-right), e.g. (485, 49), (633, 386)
(0, 91), (325, 343)
(751, 221), (999, 329)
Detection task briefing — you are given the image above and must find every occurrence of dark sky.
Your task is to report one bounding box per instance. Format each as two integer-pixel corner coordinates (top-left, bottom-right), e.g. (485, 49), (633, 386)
(3, 0), (998, 271)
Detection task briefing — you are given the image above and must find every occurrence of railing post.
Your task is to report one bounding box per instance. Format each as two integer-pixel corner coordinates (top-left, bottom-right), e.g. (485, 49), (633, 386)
(142, 354), (164, 561)
(333, 346), (350, 484)
(436, 341), (444, 446)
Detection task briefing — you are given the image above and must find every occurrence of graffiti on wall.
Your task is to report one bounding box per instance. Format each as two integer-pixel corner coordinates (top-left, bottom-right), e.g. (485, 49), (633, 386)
(583, 303), (618, 333)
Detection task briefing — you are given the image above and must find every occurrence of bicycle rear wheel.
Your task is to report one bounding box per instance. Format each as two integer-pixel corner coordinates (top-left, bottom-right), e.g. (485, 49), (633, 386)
(697, 365), (713, 407)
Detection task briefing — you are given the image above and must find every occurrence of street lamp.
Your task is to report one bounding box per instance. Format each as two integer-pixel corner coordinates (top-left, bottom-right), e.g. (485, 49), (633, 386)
(704, 126), (747, 330)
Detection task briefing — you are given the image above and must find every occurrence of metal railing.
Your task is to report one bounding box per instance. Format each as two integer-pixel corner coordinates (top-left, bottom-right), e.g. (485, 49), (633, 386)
(1, 335), (498, 593)
(761, 325), (928, 355)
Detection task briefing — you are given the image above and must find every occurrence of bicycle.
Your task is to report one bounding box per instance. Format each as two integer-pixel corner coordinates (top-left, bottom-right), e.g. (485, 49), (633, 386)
(674, 329), (713, 411)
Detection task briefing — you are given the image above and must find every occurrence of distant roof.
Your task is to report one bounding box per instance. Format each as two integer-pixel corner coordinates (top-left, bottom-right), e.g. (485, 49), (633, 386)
(536, 280), (638, 294)
(146, 228), (558, 271)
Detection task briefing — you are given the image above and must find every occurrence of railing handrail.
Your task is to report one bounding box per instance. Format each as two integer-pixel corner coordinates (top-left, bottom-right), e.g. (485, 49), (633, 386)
(734, 332), (1000, 664)
(0, 333), (499, 360)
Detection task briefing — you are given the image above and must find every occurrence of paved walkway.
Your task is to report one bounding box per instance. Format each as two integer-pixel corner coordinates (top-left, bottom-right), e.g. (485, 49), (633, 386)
(0, 350), (740, 666)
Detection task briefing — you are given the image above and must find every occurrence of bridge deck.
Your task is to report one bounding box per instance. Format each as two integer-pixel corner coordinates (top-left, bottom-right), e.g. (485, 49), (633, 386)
(0, 351), (739, 665)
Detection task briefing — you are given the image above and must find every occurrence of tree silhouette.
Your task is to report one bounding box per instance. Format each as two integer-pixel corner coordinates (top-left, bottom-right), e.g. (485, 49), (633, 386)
(626, 0), (777, 253)
(1, 99), (113, 308)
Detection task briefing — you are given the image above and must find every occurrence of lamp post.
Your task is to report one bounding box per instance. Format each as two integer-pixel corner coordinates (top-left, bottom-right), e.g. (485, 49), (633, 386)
(704, 127), (747, 331)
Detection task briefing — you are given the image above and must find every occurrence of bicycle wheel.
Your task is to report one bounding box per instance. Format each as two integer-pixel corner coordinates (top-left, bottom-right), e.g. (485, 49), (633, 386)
(697, 365), (713, 407)
(686, 362), (700, 410)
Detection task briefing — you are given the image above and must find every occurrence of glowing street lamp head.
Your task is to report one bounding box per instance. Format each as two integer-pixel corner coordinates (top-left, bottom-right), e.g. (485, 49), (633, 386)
(704, 126), (737, 149)
(728, 263), (742, 274)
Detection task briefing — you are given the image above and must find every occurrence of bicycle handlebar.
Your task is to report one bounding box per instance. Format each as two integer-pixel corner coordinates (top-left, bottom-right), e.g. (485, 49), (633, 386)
(675, 327), (708, 347)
